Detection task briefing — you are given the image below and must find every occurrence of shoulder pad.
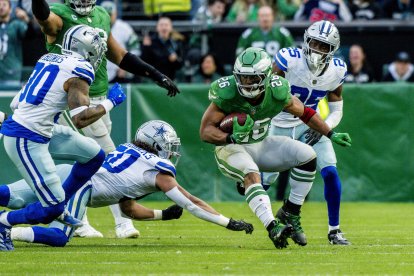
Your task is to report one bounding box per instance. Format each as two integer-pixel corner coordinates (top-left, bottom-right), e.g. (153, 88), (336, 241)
(268, 74), (291, 101)
(274, 47), (301, 72)
(332, 58), (348, 83)
(209, 76), (237, 101)
(241, 28), (253, 39)
(155, 160), (176, 177)
(71, 59), (95, 86)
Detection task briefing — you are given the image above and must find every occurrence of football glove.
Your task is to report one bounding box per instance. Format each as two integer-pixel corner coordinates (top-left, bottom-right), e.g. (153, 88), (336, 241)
(231, 114), (254, 143)
(304, 129), (322, 146)
(226, 218), (254, 234)
(330, 132), (352, 147)
(107, 82), (126, 107)
(155, 75), (180, 97)
(162, 204), (183, 220)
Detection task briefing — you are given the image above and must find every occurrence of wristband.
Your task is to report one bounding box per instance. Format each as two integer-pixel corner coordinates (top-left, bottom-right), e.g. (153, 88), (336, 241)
(100, 99), (114, 114)
(226, 134), (235, 144)
(327, 130), (335, 138)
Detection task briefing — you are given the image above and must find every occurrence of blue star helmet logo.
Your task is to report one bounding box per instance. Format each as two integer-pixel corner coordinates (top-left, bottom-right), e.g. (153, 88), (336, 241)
(153, 124), (168, 138)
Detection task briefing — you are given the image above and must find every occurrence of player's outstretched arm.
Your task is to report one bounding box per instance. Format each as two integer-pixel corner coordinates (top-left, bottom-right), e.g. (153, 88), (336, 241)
(106, 34), (180, 97)
(66, 79), (126, 129)
(200, 103), (229, 145)
(31, 0), (63, 37)
(156, 173), (254, 234)
(119, 201), (183, 221)
(285, 96), (351, 147)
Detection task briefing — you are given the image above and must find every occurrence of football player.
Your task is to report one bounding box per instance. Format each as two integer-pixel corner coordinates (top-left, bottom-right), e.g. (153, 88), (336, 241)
(200, 47), (351, 249)
(268, 20), (350, 245)
(0, 25), (128, 251)
(1, 120), (253, 247)
(31, 0), (180, 238)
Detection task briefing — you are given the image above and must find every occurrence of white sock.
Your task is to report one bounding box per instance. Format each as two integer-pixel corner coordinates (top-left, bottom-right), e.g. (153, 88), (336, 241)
(245, 183), (275, 228)
(0, 211), (11, 226)
(329, 225), (340, 232)
(288, 168), (315, 205)
(11, 227), (34, 242)
(110, 204), (134, 227)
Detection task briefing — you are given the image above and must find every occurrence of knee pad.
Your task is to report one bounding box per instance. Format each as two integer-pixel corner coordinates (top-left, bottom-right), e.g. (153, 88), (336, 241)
(296, 157), (317, 172)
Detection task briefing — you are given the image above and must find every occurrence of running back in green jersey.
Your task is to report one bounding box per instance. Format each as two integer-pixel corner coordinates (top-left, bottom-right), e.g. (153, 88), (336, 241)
(208, 74), (291, 144)
(47, 3), (111, 97)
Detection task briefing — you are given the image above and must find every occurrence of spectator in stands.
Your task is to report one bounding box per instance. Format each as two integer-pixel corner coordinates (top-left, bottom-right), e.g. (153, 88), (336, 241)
(382, 51), (414, 82)
(277, 0), (301, 20)
(0, 0), (33, 86)
(101, 1), (140, 83)
(349, 0), (384, 19)
(345, 44), (374, 83)
(226, 0), (266, 23)
(236, 6), (294, 57)
(141, 17), (184, 80)
(192, 53), (224, 84)
(193, 0), (226, 24)
(294, 0), (353, 21)
(382, 0), (414, 19)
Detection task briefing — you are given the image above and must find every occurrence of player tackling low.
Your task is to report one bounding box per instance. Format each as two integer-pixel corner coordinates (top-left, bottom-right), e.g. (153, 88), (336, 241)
(1, 120), (253, 247)
(200, 47), (351, 249)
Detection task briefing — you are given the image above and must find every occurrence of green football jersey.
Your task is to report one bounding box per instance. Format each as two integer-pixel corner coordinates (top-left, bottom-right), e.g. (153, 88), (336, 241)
(47, 3), (111, 97)
(208, 74), (291, 144)
(236, 26), (294, 58)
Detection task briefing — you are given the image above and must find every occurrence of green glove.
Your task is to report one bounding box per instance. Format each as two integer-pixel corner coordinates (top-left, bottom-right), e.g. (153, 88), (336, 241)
(231, 115), (254, 143)
(329, 132), (352, 147)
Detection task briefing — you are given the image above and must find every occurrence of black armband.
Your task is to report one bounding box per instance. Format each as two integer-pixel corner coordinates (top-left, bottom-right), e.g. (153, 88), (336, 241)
(119, 52), (164, 82)
(226, 134), (235, 144)
(326, 130), (335, 139)
(32, 0), (50, 21)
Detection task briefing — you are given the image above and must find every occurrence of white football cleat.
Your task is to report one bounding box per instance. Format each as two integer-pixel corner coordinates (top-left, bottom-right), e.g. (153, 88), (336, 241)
(115, 222), (140, 239)
(73, 223), (103, 238)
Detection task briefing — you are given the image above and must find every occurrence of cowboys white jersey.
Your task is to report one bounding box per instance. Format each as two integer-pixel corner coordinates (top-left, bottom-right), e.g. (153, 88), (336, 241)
(272, 47), (347, 127)
(89, 143), (177, 207)
(9, 53), (95, 139)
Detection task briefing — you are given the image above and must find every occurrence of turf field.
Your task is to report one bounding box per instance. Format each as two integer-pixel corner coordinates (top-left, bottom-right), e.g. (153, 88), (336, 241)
(1, 202), (414, 275)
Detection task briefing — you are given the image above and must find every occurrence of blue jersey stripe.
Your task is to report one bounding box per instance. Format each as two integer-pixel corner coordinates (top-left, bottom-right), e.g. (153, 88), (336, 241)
(74, 67), (94, 81)
(71, 71), (93, 86)
(155, 161), (176, 177)
(274, 54), (288, 72)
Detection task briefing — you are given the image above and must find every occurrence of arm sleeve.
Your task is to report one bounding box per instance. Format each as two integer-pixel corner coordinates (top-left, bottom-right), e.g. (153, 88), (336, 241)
(325, 100), (343, 128)
(119, 52), (164, 82)
(31, 0), (50, 21)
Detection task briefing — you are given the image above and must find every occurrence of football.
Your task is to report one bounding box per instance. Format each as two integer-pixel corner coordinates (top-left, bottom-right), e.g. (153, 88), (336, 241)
(219, 112), (247, 133)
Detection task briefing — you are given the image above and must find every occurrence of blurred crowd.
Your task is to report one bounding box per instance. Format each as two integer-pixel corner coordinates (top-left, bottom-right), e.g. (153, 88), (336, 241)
(0, 0), (414, 86)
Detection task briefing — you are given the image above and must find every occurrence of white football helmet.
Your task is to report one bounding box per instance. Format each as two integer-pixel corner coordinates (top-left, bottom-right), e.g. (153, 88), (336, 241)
(62, 25), (107, 70)
(233, 47), (272, 98)
(135, 120), (181, 165)
(303, 20), (340, 75)
(66, 0), (96, 16)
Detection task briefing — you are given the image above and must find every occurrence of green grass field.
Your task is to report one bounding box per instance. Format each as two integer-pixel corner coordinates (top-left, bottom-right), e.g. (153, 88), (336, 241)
(1, 202), (414, 275)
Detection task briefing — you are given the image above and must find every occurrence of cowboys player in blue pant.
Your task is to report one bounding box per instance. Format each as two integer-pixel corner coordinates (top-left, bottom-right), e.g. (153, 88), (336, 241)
(0, 25), (127, 251)
(265, 20), (350, 245)
(1, 120), (253, 247)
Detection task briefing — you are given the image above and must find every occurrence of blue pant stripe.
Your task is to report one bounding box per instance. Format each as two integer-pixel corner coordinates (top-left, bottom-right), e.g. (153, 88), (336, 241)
(68, 184), (91, 238)
(23, 138), (59, 205)
(15, 137), (50, 205)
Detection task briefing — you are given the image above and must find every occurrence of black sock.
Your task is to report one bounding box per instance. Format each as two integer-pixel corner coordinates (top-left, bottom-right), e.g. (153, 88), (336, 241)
(266, 220), (277, 232)
(283, 200), (301, 216)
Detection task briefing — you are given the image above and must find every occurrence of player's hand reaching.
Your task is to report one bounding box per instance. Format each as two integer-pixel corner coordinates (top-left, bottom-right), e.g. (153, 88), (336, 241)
(226, 218), (254, 234)
(329, 132), (352, 147)
(162, 204), (183, 220)
(155, 75), (180, 97)
(231, 115), (254, 143)
(304, 129), (322, 146)
(107, 82), (126, 107)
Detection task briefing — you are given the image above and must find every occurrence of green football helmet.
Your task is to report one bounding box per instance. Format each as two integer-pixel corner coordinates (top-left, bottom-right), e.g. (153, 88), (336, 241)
(66, 0), (96, 16)
(233, 47), (272, 98)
